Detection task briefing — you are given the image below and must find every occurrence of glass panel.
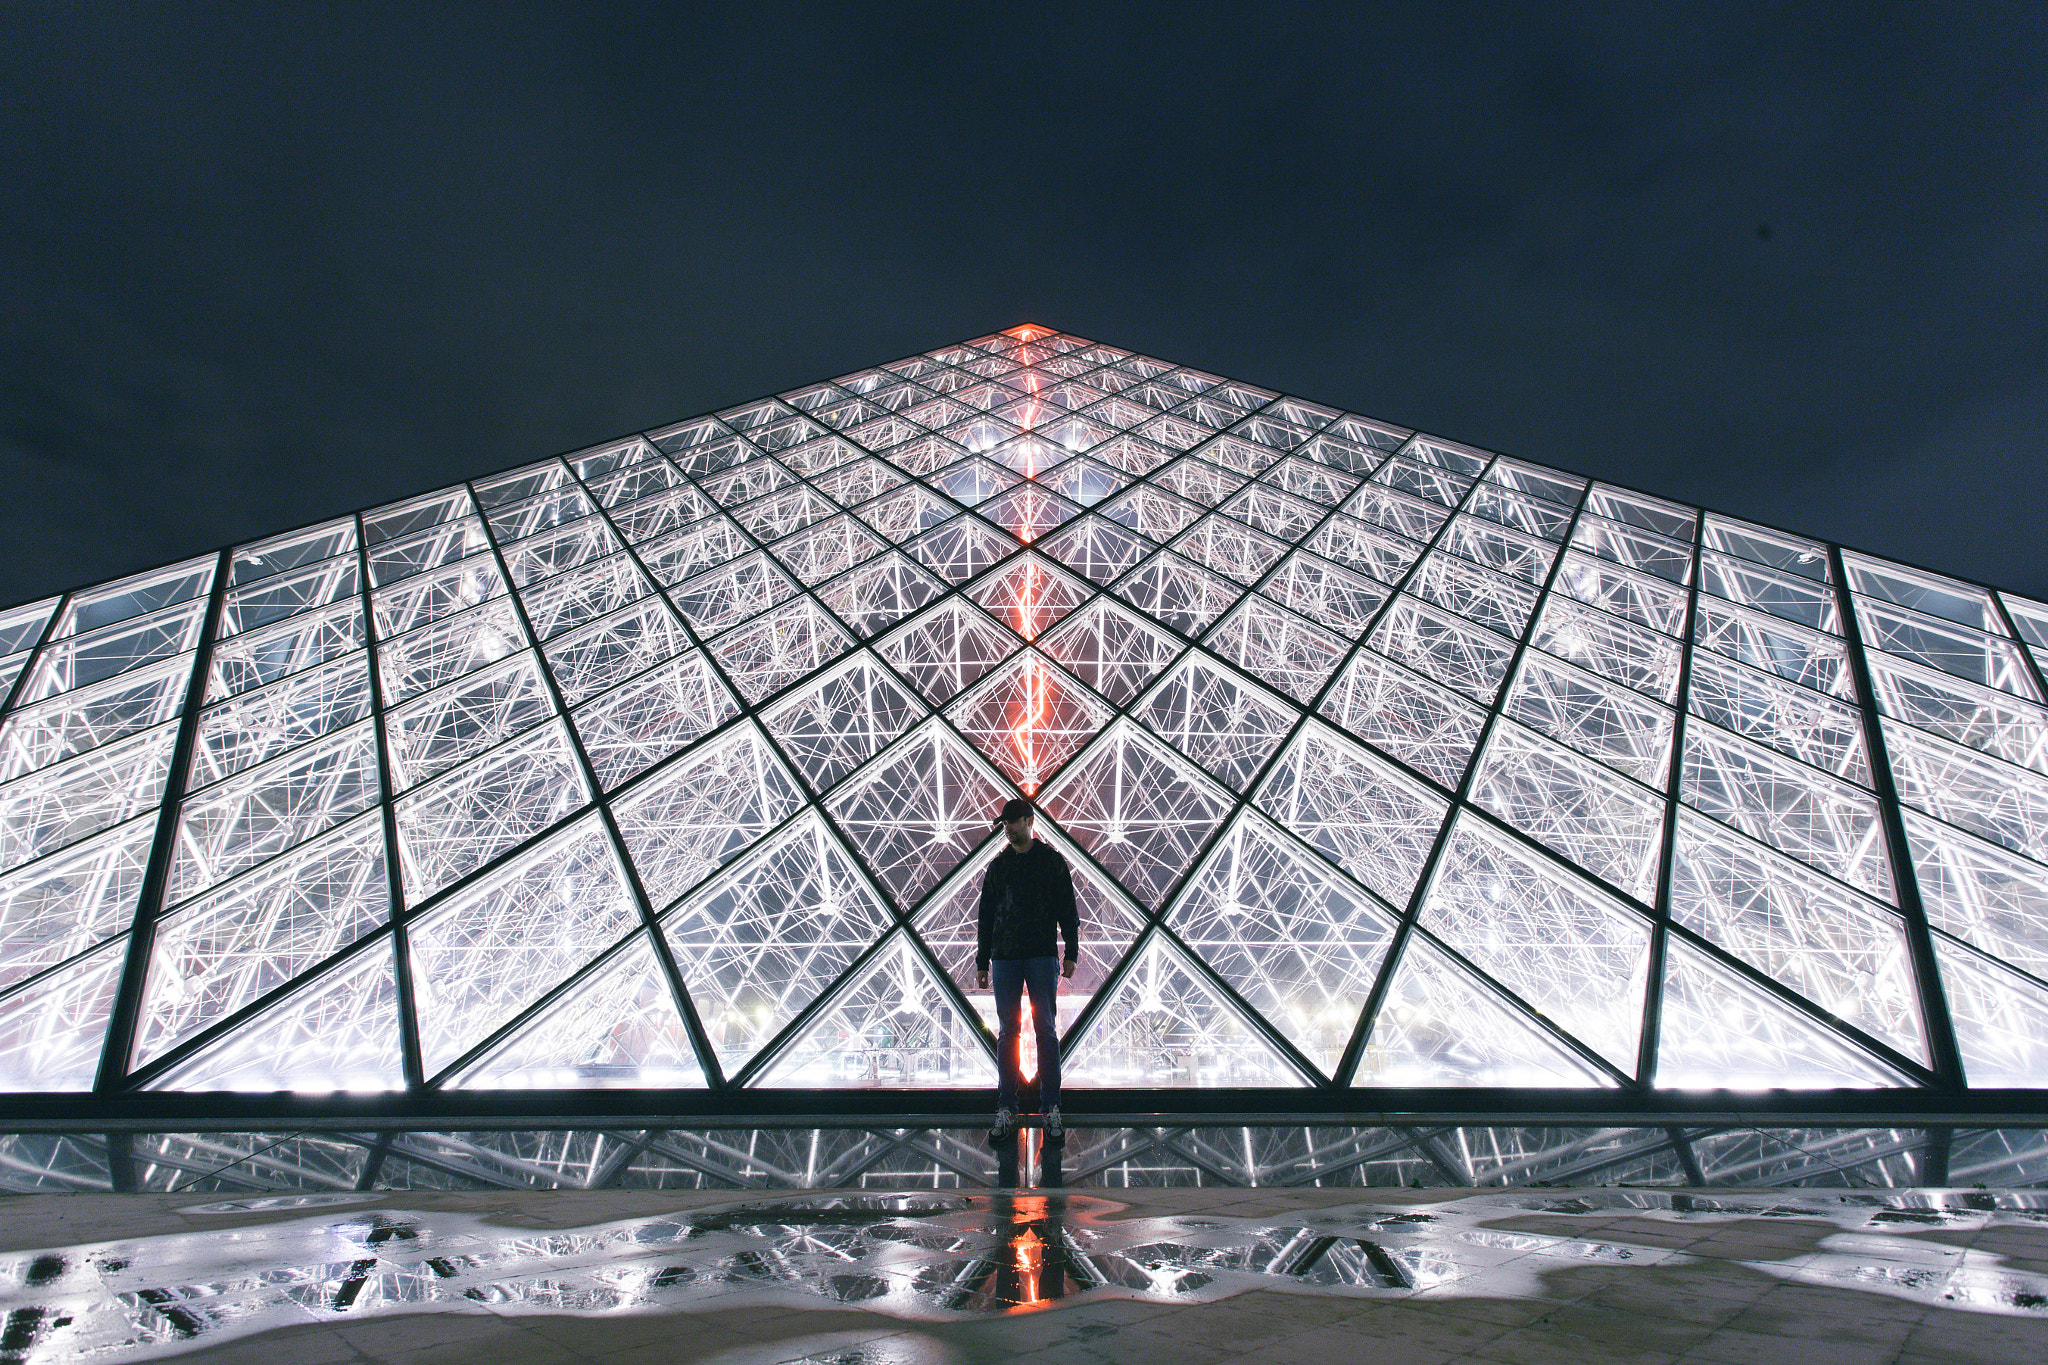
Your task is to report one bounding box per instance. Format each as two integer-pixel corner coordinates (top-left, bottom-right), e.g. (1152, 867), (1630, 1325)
(636, 516), (754, 588)
(611, 723), (804, 912)
(0, 937), (127, 1090)
(136, 811), (389, 1067)
(1934, 935), (2048, 1088)
(1, 723), (178, 875)
(671, 554), (794, 639)
(1114, 550), (1245, 638)
(1843, 551), (2003, 633)
(945, 650), (1113, 795)
(1204, 596), (1351, 704)
(55, 557), (215, 638)
(1041, 720), (1236, 909)
(1866, 650), (2048, 776)
(1700, 515), (1829, 580)
(1134, 653), (1297, 792)
(1256, 722), (1449, 907)
(1655, 937), (1909, 1088)
(394, 719), (590, 904)
(541, 598), (691, 705)
(1170, 811), (1399, 1076)
(166, 721), (379, 907)
(371, 553), (506, 639)
(364, 489), (473, 545)
(755, 931), (993, 1088)
(1854, 597), (2039, 700)
(1907, 809), (2048, 980)
(1038, 515), (1153, 585)
(20, 598), (206, 703)
(571, 649), (738, 791)
(1306, 514), (1423, 587)
(206, 598), (363, 701)
(815, 553), (947, 638)
(965, 553), (1093, 643)
(1700, 552), (1839, 632)
(0, 815), (152, 991)
(385, 651), (553, 793)
(1681, 723), (1893, 903)
(707, 597), (854, 704)
(1257, 552), (1387, 639)
(876, 599), (1020, 706)
(1584, 485), (1693, 541)
(217, 555), (360, 638)
(1037, 598), (1182, 706)
(407, 813), (639, 1077)
(1883, 720), (2048, 866)
(1064, 932), (1309, 1087)
(452, 933), (704, 1089)
(1693, 597), (1854, 701)
(903, 515), (1013, 584)
(1551, 550), (1688, 636)
(1471, 722), (1664, 901)
(760, 654), (926, 794)
(1420, 814), (1651, 1071)
(499, 516), (621, 588)
(1368, 595), (1517, 703)
(1685, 651), (1870, 786)
(1217, 483), (1325, 542)
(1439, 515), (1558, 586)
(1407, 553), (1539, 639)
(1671, 808), (1925, 1062)
(518, 554), (652, 642)
(366, 516), (492, 587)
(1504, 651), (1676, 786)
(1358, 933), (1612, 1087)
(827, 720), (1006, 910)
(1532, 596), (1681, 702)
(1571, 515), (1696, 585)
(376, 598), (527, 705)
(1463, 483), (1571, 541)
(768, 515), (889, 586)
(0, 597), (60, 659)
(1317, 648), (1486, 788)
(658, 811), (895, 1075)
(191, 651), (370, 787)
(0, 656), (188, 782)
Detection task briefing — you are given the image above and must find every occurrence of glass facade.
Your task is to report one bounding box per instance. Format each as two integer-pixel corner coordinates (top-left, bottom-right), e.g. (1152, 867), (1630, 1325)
(1, 324), (2044, 1183)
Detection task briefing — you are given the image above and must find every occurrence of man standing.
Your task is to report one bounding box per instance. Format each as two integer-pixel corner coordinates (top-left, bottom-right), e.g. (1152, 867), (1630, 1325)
(977, 797), (1078, 1141)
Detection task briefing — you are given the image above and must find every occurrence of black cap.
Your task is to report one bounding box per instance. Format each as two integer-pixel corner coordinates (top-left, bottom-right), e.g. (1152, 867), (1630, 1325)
(995, 797), (1033, 826)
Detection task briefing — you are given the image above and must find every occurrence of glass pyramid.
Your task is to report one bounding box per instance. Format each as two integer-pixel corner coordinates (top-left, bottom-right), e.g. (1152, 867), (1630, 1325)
(2, 322), (2045, 1113)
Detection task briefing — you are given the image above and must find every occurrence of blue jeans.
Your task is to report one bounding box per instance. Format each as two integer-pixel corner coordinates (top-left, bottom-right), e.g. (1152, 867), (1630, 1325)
(991, 956), (1062, 1113)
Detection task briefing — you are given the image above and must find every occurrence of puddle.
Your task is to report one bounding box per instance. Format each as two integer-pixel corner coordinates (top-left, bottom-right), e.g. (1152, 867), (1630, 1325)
(0, 1189), (2043, 1361)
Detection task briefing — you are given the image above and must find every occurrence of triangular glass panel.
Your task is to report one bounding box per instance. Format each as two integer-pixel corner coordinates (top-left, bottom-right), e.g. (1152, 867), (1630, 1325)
(1671, 808), (1926, 1063)
(1037, 515), (1153, 585)
(944, 650), (1113, 795)
(611, 722), (804, 911)
(451, 933), (705, 1089)
(965, 553), (1093, 642)
(1317, 648), (1485, 789)
(658, 811), (896, 1077)
(1036, 597), (1183, 706)
(1654, 937), (1910, 1088)
(0, 936), (126, 1090)
(135, 809), (389, 1067)
(827, 719), (1007, 909)
(407, 813), (641, 1078)
(1171, 515), (1290, 586)
(393, 719), (588, 904)
(759, 653), (927, 795)
(1357, 933), (1614, 1087)
(1255, 721), (1448, 907)
(1065, 931), (1310, 1087)
(815, 552), (946, 638)
(1099, 485), (1205, 542)
(0, 813), (153, 992)
(1907, 808), (2048, 980)
(754, 931), (996, 1088)
(905, 515), (1014, 584)
(977, 485), (1084, 543)
(1168, 811), (1400, 1076)
(1133, 653), (1298, 792)
(1114, 550), (1243, 637)
(1933, 934), (2048, 1088)
(767, 514), (888, 587)
(570, 648), (738, 790)
(706, 596), (854, 705)
(2, 722), (178, 877)
(1040, 719), (1235, 909)
(1204, 595), (1351, 704)
(876, 597), (1021, 705)
(146, 939), (404, 1092)
(1418, 813), (1651, 1073)
(1470, 719), (1665, 903)
(1257, 551), (1388, 638)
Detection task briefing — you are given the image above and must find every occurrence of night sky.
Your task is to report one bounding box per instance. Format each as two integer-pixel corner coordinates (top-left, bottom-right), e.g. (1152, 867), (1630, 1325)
(4, 2), (2044, 609)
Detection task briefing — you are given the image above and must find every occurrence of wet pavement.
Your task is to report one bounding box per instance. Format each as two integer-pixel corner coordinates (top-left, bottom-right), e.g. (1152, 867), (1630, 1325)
(0, 1186), (2045, 1364)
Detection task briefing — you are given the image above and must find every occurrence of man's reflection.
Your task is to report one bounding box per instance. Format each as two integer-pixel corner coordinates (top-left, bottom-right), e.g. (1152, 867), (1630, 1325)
(955, 1195), (1086, 1311)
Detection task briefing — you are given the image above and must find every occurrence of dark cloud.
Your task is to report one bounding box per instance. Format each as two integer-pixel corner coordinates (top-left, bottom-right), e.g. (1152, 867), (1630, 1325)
(3, 0), (2044, 604)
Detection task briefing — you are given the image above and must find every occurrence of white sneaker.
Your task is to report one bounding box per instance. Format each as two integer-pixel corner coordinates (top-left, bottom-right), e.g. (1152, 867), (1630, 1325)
(1044, 1106), (1063, 1139)
(990, 1108), (1016, 1139)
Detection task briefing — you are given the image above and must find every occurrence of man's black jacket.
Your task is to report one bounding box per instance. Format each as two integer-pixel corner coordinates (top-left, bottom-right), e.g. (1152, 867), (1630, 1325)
(976, 839), (1079, 970)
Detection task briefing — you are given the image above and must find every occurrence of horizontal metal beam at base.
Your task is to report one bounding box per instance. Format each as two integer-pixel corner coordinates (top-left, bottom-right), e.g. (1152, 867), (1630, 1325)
(1, 1087), (2045, 1134)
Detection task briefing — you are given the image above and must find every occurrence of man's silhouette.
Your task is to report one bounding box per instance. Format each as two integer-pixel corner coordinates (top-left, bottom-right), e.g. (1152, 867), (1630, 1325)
(976, 797), (1078, 1139)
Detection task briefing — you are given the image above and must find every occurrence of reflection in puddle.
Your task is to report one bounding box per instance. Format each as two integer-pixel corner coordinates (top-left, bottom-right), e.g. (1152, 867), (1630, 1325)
(0, 1189), (2045, 1361)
